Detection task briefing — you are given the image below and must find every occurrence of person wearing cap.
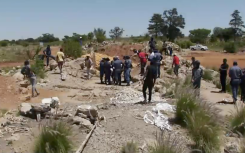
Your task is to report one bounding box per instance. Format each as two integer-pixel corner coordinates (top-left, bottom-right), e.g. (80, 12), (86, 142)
(138, 49), (147, 75)
(192, 60), (203, 96)
(124, 56), (132, 86)
(172, 53), (180, 77)
(56, 48), (65, 73)
(104, 58), (112, 85)
(79, 37), (83, 46)
(219, 59), (229, 93)
(113, 56), (123, 85)
(99, 58), (105, 84)
(229, 61), (242, 104)
(85, 55), (93, 80)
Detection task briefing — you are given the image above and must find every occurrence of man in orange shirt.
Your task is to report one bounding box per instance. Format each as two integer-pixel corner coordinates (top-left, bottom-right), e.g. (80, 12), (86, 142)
(138, 50), (147, 75)
(172, 54), (180, 77)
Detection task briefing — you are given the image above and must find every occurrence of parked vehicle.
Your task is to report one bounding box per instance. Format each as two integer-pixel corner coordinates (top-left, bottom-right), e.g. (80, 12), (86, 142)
(190, 44), (208, 51)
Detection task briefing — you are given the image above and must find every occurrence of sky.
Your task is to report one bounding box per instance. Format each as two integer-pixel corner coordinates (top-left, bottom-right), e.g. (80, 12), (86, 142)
(0, 0), (245, 40)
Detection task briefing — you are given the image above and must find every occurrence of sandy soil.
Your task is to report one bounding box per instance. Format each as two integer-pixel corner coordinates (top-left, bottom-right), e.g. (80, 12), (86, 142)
(182, 51), (245, 69)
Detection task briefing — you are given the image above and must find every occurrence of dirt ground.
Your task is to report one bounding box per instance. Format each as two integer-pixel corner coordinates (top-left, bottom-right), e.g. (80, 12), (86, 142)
(182, 50), (245, 69)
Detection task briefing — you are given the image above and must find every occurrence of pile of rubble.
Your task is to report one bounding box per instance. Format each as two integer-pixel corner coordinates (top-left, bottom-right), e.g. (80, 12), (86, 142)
(0, 66), (22, 77)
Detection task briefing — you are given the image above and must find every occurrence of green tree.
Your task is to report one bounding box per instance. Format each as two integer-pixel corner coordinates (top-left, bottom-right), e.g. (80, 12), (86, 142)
(222, 28), (236, 42)
(62, 41), (83, 58)
(37, 33), (59, 43)
(94, 28), (106, 43)
(162, 8), (185, 41)
(87, 32), (94, 42)
(189, 28), (211, 44)
(109, 27), (124, 39)
(229, 10), (245, 41)
(148, 14), (164, 37)
(213, 27), (223, 41)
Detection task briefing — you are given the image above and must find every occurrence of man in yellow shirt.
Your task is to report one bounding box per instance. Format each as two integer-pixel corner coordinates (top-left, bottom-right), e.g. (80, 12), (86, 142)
(56, 48), (65, 73)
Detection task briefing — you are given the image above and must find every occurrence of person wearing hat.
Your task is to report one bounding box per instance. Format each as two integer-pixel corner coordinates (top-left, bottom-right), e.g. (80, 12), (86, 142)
(104, 58), (112, 85)
(219, 59), (229, 93)
(192, 60), (203, 97)
(79, 36), (83, 46)
(99, 58), (105, 84)
(85, 55), (93, 80)
(172, 53), (180, 77)
(229, 61), (242, 104)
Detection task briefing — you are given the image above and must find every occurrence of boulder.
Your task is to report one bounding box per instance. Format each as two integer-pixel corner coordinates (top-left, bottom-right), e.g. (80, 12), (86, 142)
(19, 103), (32, 115)
(225, 142), (240, 153)
(13, 72), (24, 81)
(20, 95), (31, 101)
(72, 116), (93, 129)
(162, 87), (167, 95)
(49, 60), (58, 70)
(5, 134), (20, 141)
(154, 85), (162, 92)
(76, 105), (98, 118)
(19, 87), (28, 94)
(19, 80), (30, 88)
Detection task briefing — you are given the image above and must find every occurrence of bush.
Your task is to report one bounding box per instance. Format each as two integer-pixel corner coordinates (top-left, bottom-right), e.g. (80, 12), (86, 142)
(176, 41), (193, 49)
(26, 46), (42, 60)
(166, 69), (173, 75)
(230, 106), (245, 135)
(149, 132), (185, 153)
(224, 42), (237, 53)
(63, 41), (83, 58)
(0, 41), (8, 47)
(34, 121), (72, 153)
(183, 75), (192, 87)
(203, 70), (213, 81)
(31, 58), (46, 79)
(0, 109), (8, 117)
(120, 142), (138, 153)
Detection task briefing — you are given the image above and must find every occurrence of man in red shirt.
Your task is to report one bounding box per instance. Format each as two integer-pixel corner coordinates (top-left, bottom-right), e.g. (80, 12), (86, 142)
(172, 53), (180, 77)
(138, 50), (148, 75)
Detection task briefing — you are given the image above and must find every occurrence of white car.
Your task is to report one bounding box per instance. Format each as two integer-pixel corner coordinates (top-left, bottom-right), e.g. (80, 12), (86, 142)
(190, 44), (208, 51)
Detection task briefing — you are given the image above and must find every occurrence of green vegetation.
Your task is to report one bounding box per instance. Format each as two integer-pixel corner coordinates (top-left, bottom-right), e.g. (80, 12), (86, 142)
(0, 109), (8, 117)
(31, 58), (46, 79)
(26, 46), (42, 60)
(120, 142), (138, 153)
(230, 106), (245, 135)
(0, 41), (8, 47)
(176, 40), (193, 49)
(189, 28), (211, 44)
(94, 28), (107, 43)
(166, 68), (173, 75)
(109, 27), (124, 39)
(34, 121), (72, 153)
(203, 70), (213, 81)
(224, 42), (237, 53)
(63, 41), (83, 58)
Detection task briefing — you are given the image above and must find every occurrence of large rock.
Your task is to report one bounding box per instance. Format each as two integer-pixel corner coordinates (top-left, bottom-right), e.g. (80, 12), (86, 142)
(19, 103), (32, 115)
(13, 72), (24, 81)
(154, 85), (162, 92)
(49, 60), (58, 70)
(72, 116), (93, 129)
(225, 142), (240, 153)
(76, 105), (98, 118)
(19, 80), (30, 88)
(19, 87), (29, 94)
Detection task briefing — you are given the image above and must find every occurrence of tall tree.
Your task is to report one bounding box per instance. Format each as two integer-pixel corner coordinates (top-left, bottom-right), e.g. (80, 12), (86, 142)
(148, 14), (164, 37)
(162, 8), (185, 41)
(37, 33), (59, 43)
(213, 27), (223, 41)
(109, 27), (124, 39)
(189, 28), (211, 44)
(87, 32), (94, 42)
(94, 28), (106, 43)
(229, 10), (245, 41)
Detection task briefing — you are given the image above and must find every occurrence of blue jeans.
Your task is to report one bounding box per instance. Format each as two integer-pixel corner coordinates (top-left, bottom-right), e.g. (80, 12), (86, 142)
(231, 79), (241, 102)
(125, 68), (131, 84)
(46, 55), (55, 66)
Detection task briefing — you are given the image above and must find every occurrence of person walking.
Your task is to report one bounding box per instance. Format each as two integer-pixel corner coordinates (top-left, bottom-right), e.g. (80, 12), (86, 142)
(172, 54), (180, 77)
(192, 60), (203, 97)
(154, 49), (163, 78)
(56, 48), (65, 73)
(229, 61), (242, 104)
(149, 37), (156, 50)
(138, 50), (147, 75)
(43, 45), (55, 66)
(142, 61), (157, 103)
(21, 60), (40, 97)
(113, 57), (123, 85)
(99, 58), (105, 84)
(104, 58), (112, 85)
(168, 46), (173, 56)
(162, 41), (168, 55)
(148, 49), (155, 62)
(124, 56), (132, 86)
(85, 55), (93, 80)
(219, 59), (229, 93)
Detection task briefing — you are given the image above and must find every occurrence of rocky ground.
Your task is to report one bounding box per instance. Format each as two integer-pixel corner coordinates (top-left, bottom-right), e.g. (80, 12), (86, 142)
(0, 43), (244, 153)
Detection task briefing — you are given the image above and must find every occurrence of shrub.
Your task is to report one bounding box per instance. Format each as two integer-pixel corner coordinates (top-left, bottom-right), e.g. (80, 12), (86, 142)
(120, 142), (138, 153)
(176, 40), (193, 49)
(230, 106), (245, 135)
(224, 42), (237, 53)
(34, 121), (72, 153)
(26, 46), (42, 60)
(31, 58), (46, 79)
(0, 109), (8, 117)
(149, 132), (185, 153)
(183, 75), (192, 87)
(203, 70), (213, 81)
(0, 41), (8, 47)
(166, 69), (173, 75)
(94, 28), (106, 43)
(63, 41), (83, 58)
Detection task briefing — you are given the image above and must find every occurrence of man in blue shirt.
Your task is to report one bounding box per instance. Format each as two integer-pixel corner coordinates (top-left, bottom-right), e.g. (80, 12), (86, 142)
(124, 56), (132, 86)
(113, 57), (123, 85)
(43, 45), (55, 66)
(229, 61), (242, 104)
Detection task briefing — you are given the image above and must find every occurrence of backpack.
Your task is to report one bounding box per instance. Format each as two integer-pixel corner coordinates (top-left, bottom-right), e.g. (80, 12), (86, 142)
(21, 66), (31, 77)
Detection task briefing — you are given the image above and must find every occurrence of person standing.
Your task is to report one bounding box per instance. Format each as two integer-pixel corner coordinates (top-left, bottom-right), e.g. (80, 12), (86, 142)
(192, 60), (203, 97)
(219, 59), (229, 93)
(99, 58), (105, 84)
(138, 50), (147, 75)
(85, 55), (93, 80)
(229, 61), (242, 104)
(142, 61), (157, 103)
(162, 41), (168, 55)
(154, 50), (163, 78)
(79, 37), (83, 46)
(124, 56), (132, 86)
(148, 49), (155, 62)
(104, 58), (111, 85)
(43, 45), (55, 66)
(172, 54), (180, 77)
(113, 57), (123, 85)
(56, 48), (65, 73)
(21, 60), (40, 97)
(149, 37), (156, 50)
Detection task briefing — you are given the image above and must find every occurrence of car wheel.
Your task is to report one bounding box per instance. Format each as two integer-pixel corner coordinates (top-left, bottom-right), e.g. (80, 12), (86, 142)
(191, 48), (194, 51)
(201, 48), (205, 51)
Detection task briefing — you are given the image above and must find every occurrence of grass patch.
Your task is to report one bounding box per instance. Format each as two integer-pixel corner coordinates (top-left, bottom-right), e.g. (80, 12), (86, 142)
(166, 69), (173, 75)
(120, 141), (138, 153)
(1, 67), (13, 73)
(34, 121), (72, 153)
(203, 70), (213, 81)
(0, 109), (8, 117)
(230, 106), (245, 135)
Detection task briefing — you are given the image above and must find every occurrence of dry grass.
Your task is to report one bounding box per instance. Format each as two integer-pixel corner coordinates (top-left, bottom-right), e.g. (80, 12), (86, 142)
(120, 141), (138, 153)
(203, 70), (213, 81)
(0, 109), (8, 117)
(230, 105), (245, 135)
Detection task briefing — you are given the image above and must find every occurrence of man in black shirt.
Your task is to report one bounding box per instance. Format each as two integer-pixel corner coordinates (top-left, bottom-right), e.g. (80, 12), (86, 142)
(142, 61), (157, 103)
(219, 58), (229, 93)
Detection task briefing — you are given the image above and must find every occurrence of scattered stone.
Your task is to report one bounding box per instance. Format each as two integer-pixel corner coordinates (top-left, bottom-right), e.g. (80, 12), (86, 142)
(13, 72), (24, 82)
(20, 95), (31, 102)
(76, 105), (98, 118)
(19, 87), (28, 94)
(5, 134), (20, 141)
(154, 85), (162, 92)
(225, 142), (240, 153)
(49, 60), (58, 70)
(19, 80), (30, 88)
(19, 103), (32, 115)
(72, 116), (93, 129)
